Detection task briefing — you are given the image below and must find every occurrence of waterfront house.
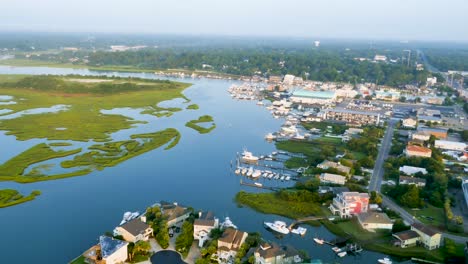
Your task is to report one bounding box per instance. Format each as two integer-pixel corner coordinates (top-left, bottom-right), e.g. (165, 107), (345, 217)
(405, 145), (432, 158)
(253, 242), (302, 264)
(161, 201), (192, 227)
(411, 223), (442, 250)
(392, 230), (420, 248)
(290, 90), (337, 105)
(114, 217), (153, 243)
(218, 228), (248, 262)
(319, 173), (346, 185)
(357, 212), (393, 231)
(399, 175), (426, 187)
(329, 192), (369, 218)
(194, 211), (219, 247)
(82, 236), (128, 264)
(399, 166), (428, 175)
(317, 160), (351, 175)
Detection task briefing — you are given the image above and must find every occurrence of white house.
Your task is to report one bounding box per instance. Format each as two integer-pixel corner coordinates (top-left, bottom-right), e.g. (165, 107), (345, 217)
(411, 223), (442, 250)
(194, 211), (219, 247)
(399, 166), (428, 175)
(402, 118), (417, 129)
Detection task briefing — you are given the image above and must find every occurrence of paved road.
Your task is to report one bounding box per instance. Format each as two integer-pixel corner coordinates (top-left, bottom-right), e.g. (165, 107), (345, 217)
(369, 120), (396, 192)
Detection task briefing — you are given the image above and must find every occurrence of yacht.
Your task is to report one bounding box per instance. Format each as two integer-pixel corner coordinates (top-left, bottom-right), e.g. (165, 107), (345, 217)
(246, 167), (254, 177)
(257, 101), (264, 106)
(337, 251), (347, 258)
(264, 221), (290, 235)
(313, 238), (324, 245)
(241, 167), (248, 175)
(241, 149), (259, 163)
(377, 258), (392, 264)
(265, 133), (276, 141)
(252, 170), (262, 178)
(285, 176), (291, 181)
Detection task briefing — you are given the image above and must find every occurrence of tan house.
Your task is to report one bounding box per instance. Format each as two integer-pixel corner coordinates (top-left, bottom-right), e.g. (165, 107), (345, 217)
(357, 212), (393, 231)
(317, 160), (351, 175)
(194, 211), (219, 247)
(393, 230), (420, 248)
(114, 217), (153, 243)
(82, 236), (128, 264)
(411, 223), (442, 250)
(254, 242), (302, 264)
(161, 201), (192, 227)
(218, 228), (248, 262)
(402, 118), (417, 129)
(319, 173), (346, 185)
(405, 145), (432, 158)
(399, 175), (426, 187)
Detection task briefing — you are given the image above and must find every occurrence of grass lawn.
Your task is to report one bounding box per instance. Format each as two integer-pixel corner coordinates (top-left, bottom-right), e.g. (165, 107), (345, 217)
(315, 136), (342, 144)
(406, 205), (445, 227)
(69, 255), (87, 264)
(235, 191), (323, 219)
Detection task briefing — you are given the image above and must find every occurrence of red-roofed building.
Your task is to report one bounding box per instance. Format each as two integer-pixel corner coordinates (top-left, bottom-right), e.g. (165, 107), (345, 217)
(405, 145), (432, 158)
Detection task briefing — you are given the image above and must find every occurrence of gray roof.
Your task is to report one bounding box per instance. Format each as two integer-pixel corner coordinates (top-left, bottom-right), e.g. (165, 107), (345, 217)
(412, 223), (439, 237)
(120, 218), (150, 236)
(393, 230), (420, 241)
(357, 212), (392, 225)
(99, 236), (128, 258)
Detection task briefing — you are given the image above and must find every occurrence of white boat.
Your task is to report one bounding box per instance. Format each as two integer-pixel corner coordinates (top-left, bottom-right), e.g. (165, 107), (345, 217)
(280, 176), (285, 181)
(271, 152), (278, 156)
(264, 221), (290, 235)
(313, 238), (324, 245)
(246, 167), (254, 177)
(257, 101), (264, 105)
(262, 172), (269, 178)
(241, 168), (248, 175)
(235, 168), (240, 174)
(377, 258), (392, 264)
(291, 226), (307, 236)
(241, 149), (259, 163)
(331, 247), (341, 253)
(268, 174), (274, 179)
(220, 217), (237, 229)
(252, 170), (262, 178)
(274, 174), (280, 180)
(254, 182), (263, 187)
(265, 133), (276, 141)
(285, 176), (291, 181)
(337, 251), (347, 258)
(119, 211), (139, 225)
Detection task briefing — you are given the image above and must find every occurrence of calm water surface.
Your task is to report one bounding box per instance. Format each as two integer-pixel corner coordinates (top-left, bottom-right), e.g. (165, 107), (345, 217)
(0, 66), (394, 264)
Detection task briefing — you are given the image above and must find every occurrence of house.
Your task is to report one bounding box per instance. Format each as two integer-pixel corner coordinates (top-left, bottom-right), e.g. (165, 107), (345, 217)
(357, 212), (393, 231)
(254, 242), (302, 264)
(411, 131), (431, 141)
(282, 74), (296, 85)
(405, 145), (432, 158)
(426, 97), (444, 105)
(374, 55), (387, 62)
(114, 217), (153, 243)
(435, 140), (467, 151)
(426, 77), (437, 86)
(399, 175), (426, 187)
(399, 165), (428, 175)
(161, 201), (191, 227)
(375, 90), (400, 101)
(218, 228), (248, 262)
(82, 236), (128, 264)
(393, 230), (420, 248)
(320, 173), (346, 185)
(317, 160), (351, 175)
(194, 211), (219, 247)
(411, 223), (442, 250)
(323, 108), (380, 126)
(402, 118), (417, 129)
(329, 192), (370, 218)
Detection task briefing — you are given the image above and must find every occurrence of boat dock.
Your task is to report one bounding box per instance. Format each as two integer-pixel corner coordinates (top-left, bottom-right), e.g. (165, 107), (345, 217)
(239, 179), (280, 191)
(288, 216), (327, 229)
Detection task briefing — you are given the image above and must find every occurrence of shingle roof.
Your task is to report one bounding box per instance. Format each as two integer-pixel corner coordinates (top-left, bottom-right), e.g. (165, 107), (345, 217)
(412, 223), (439, 237)
(393, 230), (420, 241)
(120, 218), (150, 236)
(99, 236), (128, 258)
(357, 212), (392, 225)
(194, 211), (216, 227)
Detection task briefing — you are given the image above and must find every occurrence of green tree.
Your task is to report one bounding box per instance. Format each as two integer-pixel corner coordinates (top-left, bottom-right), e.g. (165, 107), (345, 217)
(399, 185), (422, 208)
(392, 219), (410, 233)
(370, 191), (382, 204)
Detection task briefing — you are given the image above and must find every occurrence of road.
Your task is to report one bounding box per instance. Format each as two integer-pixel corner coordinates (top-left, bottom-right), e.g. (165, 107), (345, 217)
(369, 119), (396, 192)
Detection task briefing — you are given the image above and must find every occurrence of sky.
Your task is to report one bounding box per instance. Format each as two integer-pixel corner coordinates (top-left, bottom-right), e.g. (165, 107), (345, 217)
(1, 0), (467, 41)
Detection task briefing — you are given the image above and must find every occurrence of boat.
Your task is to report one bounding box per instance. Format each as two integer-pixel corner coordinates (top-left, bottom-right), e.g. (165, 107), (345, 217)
(331, 247), (341, 253)
(272, 151), (278, 155)
(254, 182), (263, 187)
(241, 149), (259, 163)
(246, 167), (254, 177)
(291, 226), (307, 236)
(268, 174), (274, 179)
(241, 167), (248, 175)
(285, 176), (291, 181)
(252, 170), (262, 178)
(264, 221), (290, 235)
(235, 168), (240, 174)
(337, 251), (347, 258)
(265, 133), (276, 141)
(377, 258), (392, 264)
(119, 211), (139, 225)
(313, 238), (324, 245)
(257, 101), (264, 106)
(220, 217), (237, 229)
(280, 176), (285, 181)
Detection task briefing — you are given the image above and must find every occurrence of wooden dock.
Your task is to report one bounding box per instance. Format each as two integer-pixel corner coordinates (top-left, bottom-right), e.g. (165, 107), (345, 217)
(288, 216), (327, 229)
(239, 180), (279, 191)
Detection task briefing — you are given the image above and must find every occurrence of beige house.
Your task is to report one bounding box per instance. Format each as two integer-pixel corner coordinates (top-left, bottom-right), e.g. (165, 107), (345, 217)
(317, 160), (351, 175)
(393, 230), (420, 248)
(254, 242), (302, 264)
(319, 173), (346, 185)
(114, 217), (153, 243)
(399, 175), (426, 187)
(218, 228), (248, 262)
(402, 118), (417, 129)
(161, 201), (191, 227)
(194, 211), (219, 247)
(82, 236), (128, 264)
(411, 223), (442, 250)
(405, 145), (432, 158)
(357, 212), (393, 231)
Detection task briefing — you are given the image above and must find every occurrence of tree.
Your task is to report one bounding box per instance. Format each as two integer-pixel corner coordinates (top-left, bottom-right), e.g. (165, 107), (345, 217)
(370, 191), (382, 204)
(392, 219), (410, 233)
(399, 96), (406, 102)
(399, 185), (422, 208)
(175, 221), (194, 256)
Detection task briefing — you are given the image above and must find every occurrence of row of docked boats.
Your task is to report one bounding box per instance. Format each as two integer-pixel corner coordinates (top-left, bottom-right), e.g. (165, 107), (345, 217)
(263, 220), (307, 236)
(235, 167), (291, 181)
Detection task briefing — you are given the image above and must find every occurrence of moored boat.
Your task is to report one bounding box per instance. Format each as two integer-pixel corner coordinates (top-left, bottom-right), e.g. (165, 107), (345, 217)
(313, 238), (324, 245)
(264, 220), (290, 235)
(377, 257), (392, 264)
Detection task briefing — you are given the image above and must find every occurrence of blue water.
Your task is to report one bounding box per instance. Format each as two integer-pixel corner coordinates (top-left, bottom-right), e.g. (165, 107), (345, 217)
(0, 66), (391, 264)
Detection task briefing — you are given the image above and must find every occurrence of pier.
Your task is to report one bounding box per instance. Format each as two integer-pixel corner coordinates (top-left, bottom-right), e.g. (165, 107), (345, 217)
(288, 216), (327, 229)
(239, 179), (280, 191)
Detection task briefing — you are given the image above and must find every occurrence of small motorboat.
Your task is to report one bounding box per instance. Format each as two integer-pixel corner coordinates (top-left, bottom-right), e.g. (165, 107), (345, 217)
(313, 238), (324, 245)
(377, 257), (392, 264)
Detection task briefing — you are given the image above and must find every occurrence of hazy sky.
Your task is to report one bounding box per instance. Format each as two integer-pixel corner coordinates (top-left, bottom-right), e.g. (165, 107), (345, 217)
(1, 0), (467, 41)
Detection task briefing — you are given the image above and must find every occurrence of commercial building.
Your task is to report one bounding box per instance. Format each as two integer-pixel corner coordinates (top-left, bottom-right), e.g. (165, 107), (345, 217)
(405, 145), (432, 158)
(411, 223), (442, 250)
(357, 212), (393, 231)
(411, 131), (431, 141)
(435, 140), (467, 151)
(399, 165), (428, 175)
(322, 108), (380, 126)
(399, 176), (426, 187)
(290, 90), (337, 105)
(375, 90), (400, 101)
(319, 173), (346, 185)
(329, 192), (370, 218)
